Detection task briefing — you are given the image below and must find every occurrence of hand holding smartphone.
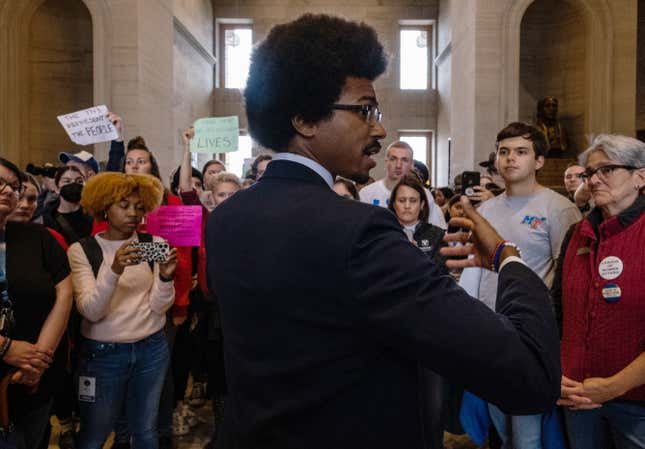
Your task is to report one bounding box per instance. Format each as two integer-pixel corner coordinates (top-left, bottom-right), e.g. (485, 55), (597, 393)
(130, 241), (170, 263)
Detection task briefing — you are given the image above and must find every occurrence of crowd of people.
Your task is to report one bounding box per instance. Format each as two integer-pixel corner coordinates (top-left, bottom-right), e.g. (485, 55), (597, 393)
(1, 12), (644, 449)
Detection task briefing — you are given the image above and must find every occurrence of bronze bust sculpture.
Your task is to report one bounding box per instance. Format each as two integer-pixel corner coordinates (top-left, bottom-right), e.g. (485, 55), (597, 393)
(536, 97), (568, 157)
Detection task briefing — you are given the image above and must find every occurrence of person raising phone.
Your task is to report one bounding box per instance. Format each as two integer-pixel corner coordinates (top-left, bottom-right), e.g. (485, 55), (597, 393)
(66, 172), (177, 449)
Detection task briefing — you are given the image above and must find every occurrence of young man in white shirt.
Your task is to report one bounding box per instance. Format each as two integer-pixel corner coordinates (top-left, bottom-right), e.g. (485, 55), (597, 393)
(460, 122), (582, 449)
(359, 141), (446, 228)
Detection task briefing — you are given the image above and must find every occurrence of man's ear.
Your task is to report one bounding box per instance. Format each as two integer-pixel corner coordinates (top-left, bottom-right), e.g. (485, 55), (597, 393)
(292, 116), (317, 138)
(535, 155), (545, 171)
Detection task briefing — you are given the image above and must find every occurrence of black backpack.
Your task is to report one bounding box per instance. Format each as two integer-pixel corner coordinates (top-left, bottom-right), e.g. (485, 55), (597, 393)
(78, 232), (154, 277)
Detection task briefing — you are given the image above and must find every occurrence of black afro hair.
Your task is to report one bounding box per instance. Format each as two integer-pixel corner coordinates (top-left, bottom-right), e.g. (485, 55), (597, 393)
(244, 14), (388, 152)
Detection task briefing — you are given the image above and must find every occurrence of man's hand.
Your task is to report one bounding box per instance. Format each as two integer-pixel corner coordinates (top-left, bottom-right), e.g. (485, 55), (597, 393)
(2, 340), (53, 375)
(440, 196), (516, 269)
(107, 111), (124, 142)
(468, 185), (495, 204)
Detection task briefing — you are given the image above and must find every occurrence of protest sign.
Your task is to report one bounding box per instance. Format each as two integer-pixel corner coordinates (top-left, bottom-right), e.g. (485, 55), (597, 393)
(57, 105), (119, 145)
(190, 116), (239, 153)
(145, 206), (203, 247)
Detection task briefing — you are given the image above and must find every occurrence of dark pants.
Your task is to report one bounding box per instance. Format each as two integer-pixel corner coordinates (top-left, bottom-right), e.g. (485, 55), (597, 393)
(14, 397), (54, 449)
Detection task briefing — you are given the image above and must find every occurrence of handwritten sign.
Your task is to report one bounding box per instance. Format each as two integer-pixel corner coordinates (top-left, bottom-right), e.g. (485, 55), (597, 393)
(57, 105), (119, 145)
(145, 206), (203, 247)
(190, 116), (239, 153)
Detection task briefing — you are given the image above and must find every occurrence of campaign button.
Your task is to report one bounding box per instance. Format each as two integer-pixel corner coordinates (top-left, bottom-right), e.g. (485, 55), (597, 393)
(598, 256), (623, 280)
(602, 283), (621, 303)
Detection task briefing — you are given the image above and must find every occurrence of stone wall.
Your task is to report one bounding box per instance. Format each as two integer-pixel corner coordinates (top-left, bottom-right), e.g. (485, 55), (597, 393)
(638, 0), (645, 134)
(27, 0), (93, 165)
(172, 0), (215, 173)
(519, 0), (586, 154)
(435, 0), (451, 186)
(446, 0), (638, 187)
(212, 0), (438, 180)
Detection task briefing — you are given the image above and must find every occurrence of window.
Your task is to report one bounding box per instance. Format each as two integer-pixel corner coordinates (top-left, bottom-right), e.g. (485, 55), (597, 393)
(224, 134), (253, 178)
(399, 131), (433, 173)
(219, 24), (253, 89)
(400, 25), (431, 90)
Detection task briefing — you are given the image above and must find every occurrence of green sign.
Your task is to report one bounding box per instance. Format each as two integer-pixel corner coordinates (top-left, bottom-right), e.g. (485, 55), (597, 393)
(190, 116), (239, 153)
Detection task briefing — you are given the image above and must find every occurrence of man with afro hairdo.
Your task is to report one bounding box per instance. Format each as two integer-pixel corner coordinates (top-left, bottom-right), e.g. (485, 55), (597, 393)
(206, 14), (560, 449)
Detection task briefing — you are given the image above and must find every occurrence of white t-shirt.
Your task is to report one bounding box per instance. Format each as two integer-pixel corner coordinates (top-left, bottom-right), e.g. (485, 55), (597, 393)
(459, 188), (582, 310)
(359, 179), (447, 229)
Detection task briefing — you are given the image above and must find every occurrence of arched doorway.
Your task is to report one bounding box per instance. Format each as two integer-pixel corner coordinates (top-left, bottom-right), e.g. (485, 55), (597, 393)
(28, 0), (93, 165)
(519, 0), (586, 156)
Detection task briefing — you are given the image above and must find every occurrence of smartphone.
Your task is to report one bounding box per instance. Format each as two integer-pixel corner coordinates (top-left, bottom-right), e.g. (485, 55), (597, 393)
(130, 241), (170, 263)
(461, 171), (481, 205)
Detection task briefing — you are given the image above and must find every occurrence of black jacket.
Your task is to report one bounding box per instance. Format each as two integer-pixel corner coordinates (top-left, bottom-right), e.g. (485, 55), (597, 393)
(205, 160), (561, 449)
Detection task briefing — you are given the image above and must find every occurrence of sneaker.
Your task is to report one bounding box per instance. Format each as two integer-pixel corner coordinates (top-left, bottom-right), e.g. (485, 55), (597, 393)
(59, 430), (76, 449)
(173, 409), (191, 436)
(179, 402), (200, 428)
(188, 382), (207, 407)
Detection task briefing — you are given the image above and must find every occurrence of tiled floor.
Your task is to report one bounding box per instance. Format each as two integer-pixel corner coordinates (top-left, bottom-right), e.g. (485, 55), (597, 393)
(47, 402), (482, 449)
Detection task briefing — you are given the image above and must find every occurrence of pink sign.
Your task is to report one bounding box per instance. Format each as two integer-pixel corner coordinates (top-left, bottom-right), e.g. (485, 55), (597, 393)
(146, 206), (202, 247)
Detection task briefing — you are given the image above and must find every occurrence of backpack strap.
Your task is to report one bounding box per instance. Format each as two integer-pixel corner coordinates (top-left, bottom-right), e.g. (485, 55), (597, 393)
(136, 232), (155, 273)
(78, 236), (103, 278)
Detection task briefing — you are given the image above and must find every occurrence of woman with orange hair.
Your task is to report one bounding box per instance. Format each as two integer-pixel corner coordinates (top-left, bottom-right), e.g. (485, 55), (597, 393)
(67, 172), (178, 449)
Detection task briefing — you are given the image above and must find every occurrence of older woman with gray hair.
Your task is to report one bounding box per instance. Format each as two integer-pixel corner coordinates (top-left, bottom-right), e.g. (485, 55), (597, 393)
(551, 134), (645, 449)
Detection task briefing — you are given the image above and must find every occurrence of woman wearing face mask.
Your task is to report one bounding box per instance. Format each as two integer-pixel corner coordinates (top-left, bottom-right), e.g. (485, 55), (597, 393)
(41, 166), (93, 245)
(179, 128), (242, 448)
(0, 157), (73, 449)
(67, 172), (177, 449)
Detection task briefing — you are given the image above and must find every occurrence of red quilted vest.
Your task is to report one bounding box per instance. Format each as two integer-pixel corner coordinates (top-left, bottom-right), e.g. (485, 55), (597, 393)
(560, 205), (645, 401)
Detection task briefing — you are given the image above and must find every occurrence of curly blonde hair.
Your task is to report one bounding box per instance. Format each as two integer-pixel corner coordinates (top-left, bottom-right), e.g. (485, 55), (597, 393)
(210, 172), (242, 192)
(81, 172), (164, 219)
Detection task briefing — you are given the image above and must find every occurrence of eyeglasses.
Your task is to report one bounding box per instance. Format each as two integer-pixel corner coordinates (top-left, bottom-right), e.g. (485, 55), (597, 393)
(580, 164), (637, 183)
(331, 104), (383, 123)
(0, 177), (25, 198)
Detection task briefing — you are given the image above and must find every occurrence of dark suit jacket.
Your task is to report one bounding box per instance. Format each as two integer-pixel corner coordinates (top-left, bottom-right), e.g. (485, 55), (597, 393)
(205, 160), (560, 449)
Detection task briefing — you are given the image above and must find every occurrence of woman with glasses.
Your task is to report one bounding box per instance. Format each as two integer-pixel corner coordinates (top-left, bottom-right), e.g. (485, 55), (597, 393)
(41, 166), (93, 245)
(0, 157), (73, 449)
(552, 134), (645, 449)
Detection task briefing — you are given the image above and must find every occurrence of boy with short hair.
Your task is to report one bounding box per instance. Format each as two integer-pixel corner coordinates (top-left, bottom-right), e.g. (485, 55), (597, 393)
(460, 122), (582, 448)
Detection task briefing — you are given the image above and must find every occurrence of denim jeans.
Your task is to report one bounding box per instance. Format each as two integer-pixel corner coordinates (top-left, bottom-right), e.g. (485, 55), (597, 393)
(489, 403), (544, 449)
(76, 330), (169, 449)
(114, 320), (177, 443)
(563, 400), (645, 449)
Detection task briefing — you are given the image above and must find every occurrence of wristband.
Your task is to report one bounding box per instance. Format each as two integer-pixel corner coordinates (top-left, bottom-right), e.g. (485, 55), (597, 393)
(491, 241), (521, 273)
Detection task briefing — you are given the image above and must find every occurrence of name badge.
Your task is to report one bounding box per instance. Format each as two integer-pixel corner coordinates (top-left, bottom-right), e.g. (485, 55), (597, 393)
(598, 256), (623, 280)
(602, 283), (621, 303)
(79, 376), (96, 402)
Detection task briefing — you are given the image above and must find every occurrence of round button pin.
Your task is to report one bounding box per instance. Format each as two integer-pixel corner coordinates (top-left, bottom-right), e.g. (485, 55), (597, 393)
(602, 283), (621, 303)
(598, 256), (623, 280)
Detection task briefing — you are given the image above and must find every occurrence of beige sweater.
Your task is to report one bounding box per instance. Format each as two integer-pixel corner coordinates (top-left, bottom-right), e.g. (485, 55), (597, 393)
(68, 234), (174, 343)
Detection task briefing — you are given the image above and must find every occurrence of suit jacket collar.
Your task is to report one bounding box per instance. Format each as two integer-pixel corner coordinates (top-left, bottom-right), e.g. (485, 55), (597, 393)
(261, 159), (332, 189)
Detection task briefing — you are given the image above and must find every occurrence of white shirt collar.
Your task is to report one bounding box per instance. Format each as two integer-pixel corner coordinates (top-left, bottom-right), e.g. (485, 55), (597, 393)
(272, 153), (334, 189)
